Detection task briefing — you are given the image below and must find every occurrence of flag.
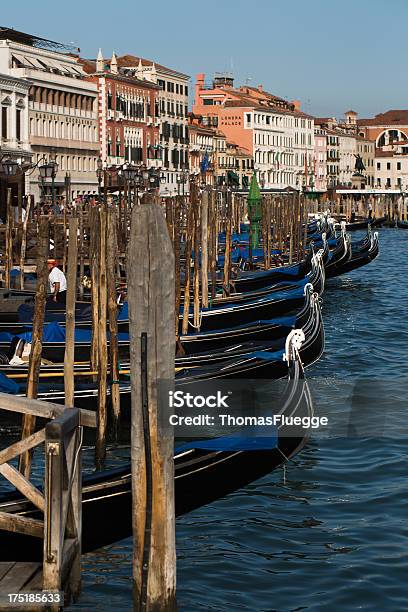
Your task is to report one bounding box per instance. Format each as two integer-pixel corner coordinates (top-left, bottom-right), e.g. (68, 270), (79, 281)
(201, 152), (210, 174)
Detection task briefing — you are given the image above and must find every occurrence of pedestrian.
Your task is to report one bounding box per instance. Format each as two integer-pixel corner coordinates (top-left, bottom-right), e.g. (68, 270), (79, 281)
(47, 259), (67, 303)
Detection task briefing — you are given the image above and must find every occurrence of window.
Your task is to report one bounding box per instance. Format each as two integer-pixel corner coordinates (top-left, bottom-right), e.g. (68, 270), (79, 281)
(185, 85), (188, 96)
(387, 162), (391, 170)
(246, 113), (251, 124)
(1, 107), (7, 139)
(397, 162), (401, 170)
(16, 109), (21, 141)
(377, 162), (381, 170)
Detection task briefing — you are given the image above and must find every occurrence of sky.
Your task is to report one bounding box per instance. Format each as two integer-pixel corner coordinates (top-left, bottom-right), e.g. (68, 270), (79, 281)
(1, 0), (407, 119)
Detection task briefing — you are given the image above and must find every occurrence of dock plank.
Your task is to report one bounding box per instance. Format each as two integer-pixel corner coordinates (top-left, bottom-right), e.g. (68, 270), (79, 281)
(0, 561), (40, 592)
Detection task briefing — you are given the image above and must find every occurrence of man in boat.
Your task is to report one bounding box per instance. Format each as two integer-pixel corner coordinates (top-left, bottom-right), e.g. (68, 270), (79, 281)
(47, 259), (67, 303)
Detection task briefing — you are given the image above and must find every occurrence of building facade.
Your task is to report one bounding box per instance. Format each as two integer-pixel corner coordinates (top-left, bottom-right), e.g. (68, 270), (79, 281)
(314, 126), (327, 192)
(116, 56), (190, 194)
(188, 113), (214, 185)
(0, 72), (31, 218)
(356, 136), (375, 187)
(81, 52), (160, 176)
(338, 132), (356, 186)
(0, 28), (100, 202)
(193, 73), (314, 191)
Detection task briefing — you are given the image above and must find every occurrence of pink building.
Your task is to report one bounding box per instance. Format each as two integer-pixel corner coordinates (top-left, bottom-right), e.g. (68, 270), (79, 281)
(314, 126), (327, 192)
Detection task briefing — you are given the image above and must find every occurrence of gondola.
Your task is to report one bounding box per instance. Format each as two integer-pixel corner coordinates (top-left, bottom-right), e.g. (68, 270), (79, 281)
(344, 216), (386, 231)
(0, 331), (314, 560)
(325, 231), (379, 279)
(0, 281), (317, 362)
(0, 289), (323, 388)
(396, 220), (408, 229)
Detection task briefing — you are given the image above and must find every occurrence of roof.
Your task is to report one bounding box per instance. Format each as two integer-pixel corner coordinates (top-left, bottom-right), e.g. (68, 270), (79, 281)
(358, 110), (408, 126)
(78, 58), (159, 89)
(80, 54), (189, 80)
(0, 26), (78, 53)
(118, 54), (189, 79)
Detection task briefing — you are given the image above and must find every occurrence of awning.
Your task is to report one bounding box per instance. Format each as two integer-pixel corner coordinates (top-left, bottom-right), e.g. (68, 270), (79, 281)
(12, 53), (36, 68)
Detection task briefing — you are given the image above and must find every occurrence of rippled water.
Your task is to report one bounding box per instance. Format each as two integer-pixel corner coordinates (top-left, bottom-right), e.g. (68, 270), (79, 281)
(3, 229), (408, 611)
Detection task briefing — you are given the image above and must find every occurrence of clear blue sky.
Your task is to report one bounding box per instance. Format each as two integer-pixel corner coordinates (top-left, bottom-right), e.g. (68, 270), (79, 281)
(2, 0), (407, 119)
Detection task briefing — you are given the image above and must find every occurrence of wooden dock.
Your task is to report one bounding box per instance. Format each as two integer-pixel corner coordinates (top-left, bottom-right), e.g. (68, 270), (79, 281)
(0, 395), (96, 611)
(0, 562), (45, 611)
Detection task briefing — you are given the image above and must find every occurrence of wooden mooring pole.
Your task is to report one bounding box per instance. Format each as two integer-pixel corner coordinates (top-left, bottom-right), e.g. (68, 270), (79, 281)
(96, 205), (108, 468)
(64, 216), (79, 408)
(128, 193), (176, 611)
(19, 218), (49, 478)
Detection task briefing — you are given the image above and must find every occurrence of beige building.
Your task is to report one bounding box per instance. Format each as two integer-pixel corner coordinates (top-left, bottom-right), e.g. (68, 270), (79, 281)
(213, 129), (253, 189)
(0, 28), (99, 202)
(338, 132), (356, 186)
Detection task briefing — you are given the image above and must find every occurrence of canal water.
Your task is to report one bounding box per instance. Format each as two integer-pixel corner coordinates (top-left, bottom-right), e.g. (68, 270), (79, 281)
(2, 228), (408, 611)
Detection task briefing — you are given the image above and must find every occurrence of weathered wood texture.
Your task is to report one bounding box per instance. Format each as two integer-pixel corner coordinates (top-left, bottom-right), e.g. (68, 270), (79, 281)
(19, 218), (49, 478)
(128, 193), (176, 611)
(64, 217), (79, 407)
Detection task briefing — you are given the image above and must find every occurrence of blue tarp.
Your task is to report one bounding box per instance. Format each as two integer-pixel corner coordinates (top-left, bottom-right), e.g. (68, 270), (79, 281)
(17, 302), (128, 324)
(0, 372), (20, 394)
(0, 321), (130, 345)
(176, 431), (278, 452)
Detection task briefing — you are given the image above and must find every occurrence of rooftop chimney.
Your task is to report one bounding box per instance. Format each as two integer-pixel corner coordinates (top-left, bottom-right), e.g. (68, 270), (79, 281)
(258, 84), (263, 92)
(195, 73), (205, 106)
(291, 100), (301, 111)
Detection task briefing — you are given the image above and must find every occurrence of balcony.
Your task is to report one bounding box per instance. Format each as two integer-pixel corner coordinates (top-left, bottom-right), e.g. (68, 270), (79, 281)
(106, 155), (125, 166)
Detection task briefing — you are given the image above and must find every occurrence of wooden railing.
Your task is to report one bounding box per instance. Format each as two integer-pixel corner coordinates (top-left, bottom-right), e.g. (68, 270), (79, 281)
(0, 393), (96, 606)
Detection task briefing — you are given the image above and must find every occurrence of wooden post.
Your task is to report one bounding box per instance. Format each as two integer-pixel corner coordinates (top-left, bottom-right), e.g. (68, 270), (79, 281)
(223, 203), (232, 297)
(17, 176), (23, 224)
(128, 195), (176, 611)
(78, 202), (84, 299)
(19, 218), (49, 478)
(89, 207), (100, 374)
(64, 217), (78, 408)
(192, 185), (201, 330)
(5, 188), (13, 289)
(174, 197), (182, 342)
(19, 196), (31, 290)
(107, 207), (121, 435)
(96, 206), (108, 468)
(181, 198), (194, 335)
(201, 188), (209, 308)
(209, 189), (217, 302)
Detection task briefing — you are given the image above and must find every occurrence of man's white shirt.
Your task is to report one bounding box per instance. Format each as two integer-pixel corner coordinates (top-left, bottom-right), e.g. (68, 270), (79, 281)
(48, 267), (67, 293)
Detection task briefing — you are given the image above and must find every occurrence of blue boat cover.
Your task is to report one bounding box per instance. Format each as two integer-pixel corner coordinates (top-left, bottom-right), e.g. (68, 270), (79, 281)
(176, 431), (278, 452)
(17, 302), (128, 324)
(0, 372), (20, 394)
(0, 321), (130, 344)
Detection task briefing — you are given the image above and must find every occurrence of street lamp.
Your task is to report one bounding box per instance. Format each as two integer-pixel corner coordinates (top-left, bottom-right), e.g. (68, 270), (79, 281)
(39, 150), (58, 209)
(0, 158), (20, 176)
(176, 168), (189, 197)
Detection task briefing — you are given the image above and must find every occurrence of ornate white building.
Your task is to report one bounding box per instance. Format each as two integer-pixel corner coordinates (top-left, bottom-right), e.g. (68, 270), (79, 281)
(0, 72), (31, 218)
(0, 27), (99, 202)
